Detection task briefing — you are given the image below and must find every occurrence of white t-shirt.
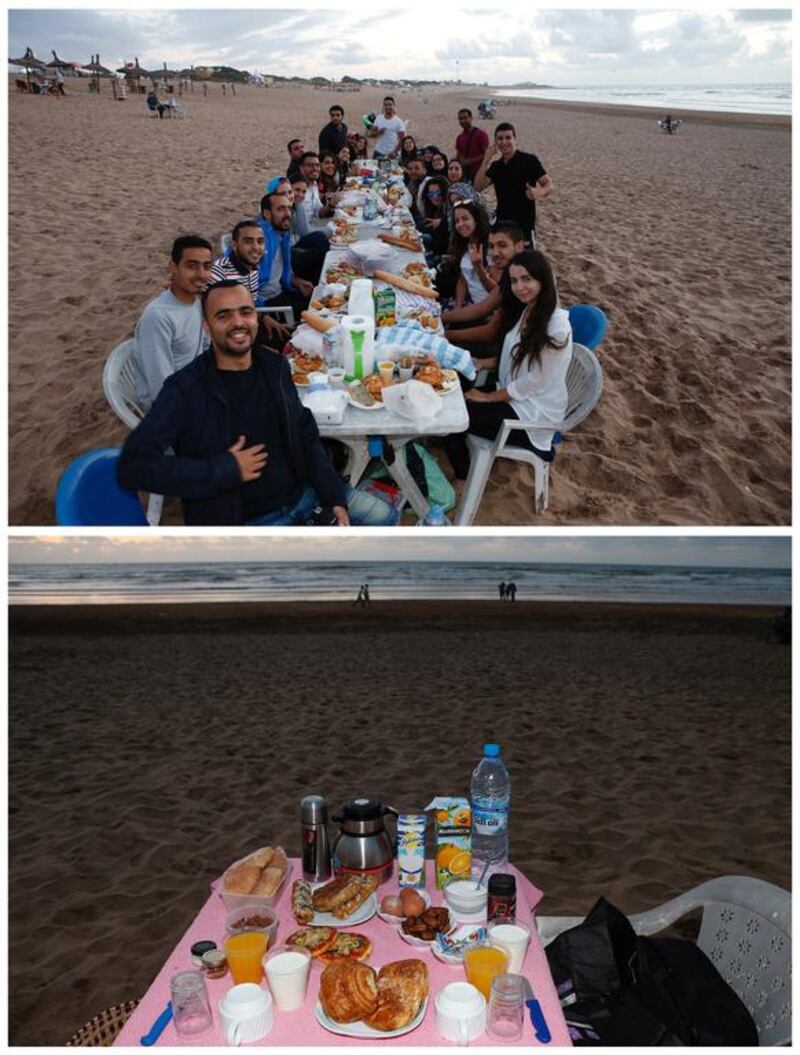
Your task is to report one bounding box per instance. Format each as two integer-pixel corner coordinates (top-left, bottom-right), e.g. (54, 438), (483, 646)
(460, 250), (490, 306)
(372, 114), (405, 156)
(498, 307), (572, 451)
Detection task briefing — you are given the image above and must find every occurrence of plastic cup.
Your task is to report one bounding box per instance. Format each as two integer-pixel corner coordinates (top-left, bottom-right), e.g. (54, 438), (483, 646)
(328, 367), (347, 388)
(378, 360), (395, 385)
(487, 973), (525, 1040)
(170, 970), (213, 1036)
(225, 931), (267, 985)
(486, 921), (531, 973)
(262, 947), (312, 1011)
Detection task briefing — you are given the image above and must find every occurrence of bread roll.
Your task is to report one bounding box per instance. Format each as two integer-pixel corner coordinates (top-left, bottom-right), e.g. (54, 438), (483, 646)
(300, 310), (338, 333)
(224, 862), (262, 895)
(372, 269), (439, 300)
(247, 846), (274, 869)
(251, 866), (284, 897)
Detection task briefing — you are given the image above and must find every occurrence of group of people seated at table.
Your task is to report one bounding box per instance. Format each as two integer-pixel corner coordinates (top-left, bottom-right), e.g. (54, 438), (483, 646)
(120, 96), (570, 525)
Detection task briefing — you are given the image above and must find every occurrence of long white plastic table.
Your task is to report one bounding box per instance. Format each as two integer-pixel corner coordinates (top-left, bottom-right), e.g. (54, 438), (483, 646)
(302, 215), (466, 520)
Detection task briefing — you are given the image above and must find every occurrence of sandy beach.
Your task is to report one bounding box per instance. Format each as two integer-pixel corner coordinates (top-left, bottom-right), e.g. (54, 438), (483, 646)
(8, 81), (791, 526)
(8, 599), (791, 1045)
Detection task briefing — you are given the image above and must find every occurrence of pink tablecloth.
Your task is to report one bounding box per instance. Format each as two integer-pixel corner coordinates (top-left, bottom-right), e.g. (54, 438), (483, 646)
(115, 858), (570, 1046)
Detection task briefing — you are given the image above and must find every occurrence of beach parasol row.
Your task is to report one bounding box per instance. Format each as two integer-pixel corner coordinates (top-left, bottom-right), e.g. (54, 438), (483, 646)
(8, 46), (45, 90)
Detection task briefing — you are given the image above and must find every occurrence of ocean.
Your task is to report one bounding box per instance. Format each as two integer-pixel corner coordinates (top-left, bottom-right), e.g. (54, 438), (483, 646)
(8, 561), (790, 607)
(493, 82), (791, 116)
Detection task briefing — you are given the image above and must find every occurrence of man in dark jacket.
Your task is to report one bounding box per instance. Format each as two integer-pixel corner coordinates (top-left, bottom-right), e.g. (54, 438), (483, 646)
(318, 104), (348, 155)
(117, 281), (394, 526)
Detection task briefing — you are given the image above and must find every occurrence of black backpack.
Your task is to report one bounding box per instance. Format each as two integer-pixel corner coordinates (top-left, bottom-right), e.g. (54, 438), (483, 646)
(546, 897), (758, 1046)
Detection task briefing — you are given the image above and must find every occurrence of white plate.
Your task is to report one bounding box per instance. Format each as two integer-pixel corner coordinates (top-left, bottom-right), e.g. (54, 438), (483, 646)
(315, 997), (428, 1039)
(376, 889), (432, 926)
(309, 891), (377, 928)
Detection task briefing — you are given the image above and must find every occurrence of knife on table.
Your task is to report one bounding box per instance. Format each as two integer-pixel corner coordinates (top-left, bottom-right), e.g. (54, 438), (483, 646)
(140, 1002), (173, 1046)
(521, 978), (551, 1044)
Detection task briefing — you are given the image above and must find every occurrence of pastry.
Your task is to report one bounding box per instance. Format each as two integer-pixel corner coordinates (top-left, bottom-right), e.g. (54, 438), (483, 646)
(285, 925), (337, 957)
(319, 960), (378, 1023)
(312, 875), (361, 913)
(291, 879), (315, 924)
(331, 875), (379, 920)
(251, 866), (284, 897)
(318, 932), (373, 964)
(364, 959), (429, 1032)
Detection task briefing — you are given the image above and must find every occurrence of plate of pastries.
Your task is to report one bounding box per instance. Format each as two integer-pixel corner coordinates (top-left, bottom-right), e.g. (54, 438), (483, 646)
(316, 958), (429, 1037)
(285, 926), (373, 965)
(291, 874), (378, 927)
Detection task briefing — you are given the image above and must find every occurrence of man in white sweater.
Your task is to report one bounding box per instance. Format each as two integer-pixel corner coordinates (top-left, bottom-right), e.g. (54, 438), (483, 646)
(131, 235), (213, 409)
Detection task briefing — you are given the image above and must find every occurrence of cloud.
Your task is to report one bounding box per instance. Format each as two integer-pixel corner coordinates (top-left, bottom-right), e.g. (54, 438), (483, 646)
(734, 10), (792, 23)
(326, 42), (374, 66)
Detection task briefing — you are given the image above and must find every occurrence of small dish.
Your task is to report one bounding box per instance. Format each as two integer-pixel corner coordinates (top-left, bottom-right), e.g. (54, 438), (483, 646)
(376, 889), (431, 926)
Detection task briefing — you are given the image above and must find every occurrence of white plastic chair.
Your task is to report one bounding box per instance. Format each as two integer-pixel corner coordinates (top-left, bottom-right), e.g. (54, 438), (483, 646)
(101, 338), (163, 526)
(455, 343), (603, 524)
(536, 876), (791, 1046)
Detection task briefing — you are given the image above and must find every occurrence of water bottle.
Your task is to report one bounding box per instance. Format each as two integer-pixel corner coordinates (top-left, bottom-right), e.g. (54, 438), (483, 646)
(363, 185), (378, 222)
(470, 743), (510, 881)
(416, 504), (450, 526)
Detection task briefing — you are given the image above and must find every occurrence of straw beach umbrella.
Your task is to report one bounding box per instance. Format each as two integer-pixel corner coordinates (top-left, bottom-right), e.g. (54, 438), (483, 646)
(84, 53), (115, 92)
(150, 62), (179, 91)
(47, 49), (73, 72)
(117, 56), (148, 93)
(8, 45), (45, 90)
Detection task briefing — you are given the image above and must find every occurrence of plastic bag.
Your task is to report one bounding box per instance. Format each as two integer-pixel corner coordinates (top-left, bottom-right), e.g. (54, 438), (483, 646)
(381, 379), (441, 425)
(288, 325), (325, 356)
(343, 239), (395, 275)
(304, 388), (348, 425)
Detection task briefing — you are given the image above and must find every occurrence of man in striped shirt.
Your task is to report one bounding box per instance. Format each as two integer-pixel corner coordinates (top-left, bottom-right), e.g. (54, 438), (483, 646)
(210, 219), (291, 350)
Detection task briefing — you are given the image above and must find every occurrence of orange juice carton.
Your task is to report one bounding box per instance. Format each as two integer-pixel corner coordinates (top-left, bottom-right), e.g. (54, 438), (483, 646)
(425, 797), (472, 889)
(396, 812), (427, 888)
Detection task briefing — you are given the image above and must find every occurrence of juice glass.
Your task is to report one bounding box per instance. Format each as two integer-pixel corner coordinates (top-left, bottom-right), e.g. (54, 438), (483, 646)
(463, 942), (509, 999)
(225, 931), (268, 984)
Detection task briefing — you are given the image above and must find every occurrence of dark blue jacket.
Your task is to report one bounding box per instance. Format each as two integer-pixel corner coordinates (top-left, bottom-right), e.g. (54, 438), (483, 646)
(117, 348), (347, 525)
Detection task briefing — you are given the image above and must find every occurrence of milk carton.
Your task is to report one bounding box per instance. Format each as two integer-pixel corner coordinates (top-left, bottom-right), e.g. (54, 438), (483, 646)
(396, 813), (427, 888)
(426, 797), (472, 889)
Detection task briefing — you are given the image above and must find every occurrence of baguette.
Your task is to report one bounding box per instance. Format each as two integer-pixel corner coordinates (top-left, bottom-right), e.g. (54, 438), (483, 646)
(377, 232), (424, 252)
(373, 269), (439, 301)
(300, 310), (338, 333)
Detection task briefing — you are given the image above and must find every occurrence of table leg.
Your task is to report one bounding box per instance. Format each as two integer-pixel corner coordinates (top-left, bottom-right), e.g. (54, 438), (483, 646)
(383, 440), (431, 521)
(338, 438), (371, 486)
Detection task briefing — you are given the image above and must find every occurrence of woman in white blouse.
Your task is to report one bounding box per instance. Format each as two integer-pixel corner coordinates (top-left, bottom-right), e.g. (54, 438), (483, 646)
(444, 250), (572, 480)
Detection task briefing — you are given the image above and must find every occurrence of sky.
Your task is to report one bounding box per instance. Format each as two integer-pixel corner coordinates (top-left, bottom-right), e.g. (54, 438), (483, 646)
(7, 5), (792, 87)
(8, 535), (792, 567)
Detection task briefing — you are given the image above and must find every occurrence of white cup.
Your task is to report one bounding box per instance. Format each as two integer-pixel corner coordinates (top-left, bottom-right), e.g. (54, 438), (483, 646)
(219, 983), (273, 1046)
(486, 921), (531, 974)
(327, 367), (347, 389)
(435, 981), (486, 1046)
(263, 947), (312, 1012)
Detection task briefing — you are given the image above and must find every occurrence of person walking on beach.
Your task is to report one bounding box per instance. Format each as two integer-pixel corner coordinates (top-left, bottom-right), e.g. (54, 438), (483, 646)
(131, 235), (212, 409)
(369, 96), (406, 159)
(363, 584), (371, 605)
(54, 66), (65, 96)
(498, 581), (506, 601)
(353, 585), (365, 606)
(508, 582), (517, 602)
(474, 123), (553, 247)
(118, 281), (397, 526)
(454, 108), (489, 183)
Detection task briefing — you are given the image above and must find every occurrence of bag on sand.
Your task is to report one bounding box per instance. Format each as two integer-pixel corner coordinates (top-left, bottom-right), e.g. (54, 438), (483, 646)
(545, 897), (757, 1046)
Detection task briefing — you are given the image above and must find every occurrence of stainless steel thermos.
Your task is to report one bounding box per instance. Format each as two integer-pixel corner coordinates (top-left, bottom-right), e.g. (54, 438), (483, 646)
(300, 795), (332, 881)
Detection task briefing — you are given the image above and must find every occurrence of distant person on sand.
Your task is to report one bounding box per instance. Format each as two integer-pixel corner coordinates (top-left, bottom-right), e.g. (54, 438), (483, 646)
(146, 88), (168, 118)
(498, 581), (506, 600)
(54, 66), (65, 96)
(131, 235), (212, 409)
(363, 584), (371, 604)
(369, 96), (406, 160)
(508, 582), (517, 601)
(210, 220), (291, 352)
(286, 137), (306, 181)
(318, 104), (348, 156)
(454, 108), (489, 183)
(118, 281), (396, 526)
(353, 585), (364, 606)
(257, 190), (315, 317)
(474, 123), (553, 247)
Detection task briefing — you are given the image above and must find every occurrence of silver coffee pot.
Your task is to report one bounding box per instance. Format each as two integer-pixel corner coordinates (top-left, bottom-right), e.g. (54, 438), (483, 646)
(331, 796), (397, 883)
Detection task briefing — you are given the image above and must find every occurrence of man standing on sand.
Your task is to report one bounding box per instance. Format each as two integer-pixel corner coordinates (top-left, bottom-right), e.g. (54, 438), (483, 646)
(474, 122), (553, 246)
(257, 190), (315, 318)
(210, 219), (292, 351)
(454, 108), (489, 183)
(369, 96), (406, 159)
(118, 281), (396, 526)
(131, 235), (212, 409)
(318, 104), (348, 155)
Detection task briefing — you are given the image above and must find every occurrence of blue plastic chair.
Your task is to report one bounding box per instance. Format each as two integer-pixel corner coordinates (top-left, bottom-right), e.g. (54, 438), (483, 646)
(567, 304), (608, 352)
(55, 447), (149, 526)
